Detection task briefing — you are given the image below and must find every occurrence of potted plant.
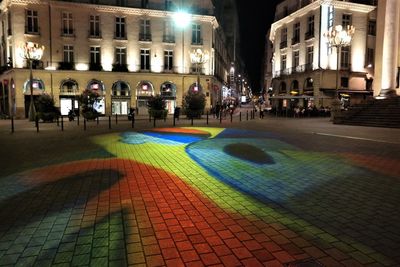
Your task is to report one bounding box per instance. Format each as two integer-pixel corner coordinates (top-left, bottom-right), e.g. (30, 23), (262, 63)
(78, 89), (100, 120)
(147, 94), (168, 119)
(183, 92), (206, 119)
(36, 94), (60, 122)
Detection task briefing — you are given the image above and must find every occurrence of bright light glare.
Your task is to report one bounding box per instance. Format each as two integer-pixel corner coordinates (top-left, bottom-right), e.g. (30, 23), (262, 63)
(174, 11), (191, 28)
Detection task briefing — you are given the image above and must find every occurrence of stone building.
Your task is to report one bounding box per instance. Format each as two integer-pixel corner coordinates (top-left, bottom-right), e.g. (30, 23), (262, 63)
(0, 0), (240, 118)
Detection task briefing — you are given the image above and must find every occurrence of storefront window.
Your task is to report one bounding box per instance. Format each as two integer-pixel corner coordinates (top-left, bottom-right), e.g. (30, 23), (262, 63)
(160, 82), (176, 97)
(23, 79), (45, 93)
(112, 81), (130, 96)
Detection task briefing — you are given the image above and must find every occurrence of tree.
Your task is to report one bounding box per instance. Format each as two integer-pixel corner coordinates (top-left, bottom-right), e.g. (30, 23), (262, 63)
(78, 89), (101, 119)
(183, 93), (206, 118)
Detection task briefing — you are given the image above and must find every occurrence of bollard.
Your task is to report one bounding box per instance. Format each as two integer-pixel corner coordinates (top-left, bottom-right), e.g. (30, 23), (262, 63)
(57, 116), (59, 127)
(61, 116), (64, 131)
(164, 114), (166, 122)
(230, 112), (233, 123)
(219, 111), (222, 124)
(149, 114), (151, 122)
(206, 111), (209, 125)
(131, 114), (135, 128)
(153, 116), (156, 127)
(115, 113), (118, 124)
(173, 114), (176, 126)
(11, 117), (14, 133)
(77, 115), (80, 126)
(240, 112), (242, 122)
(246, 110), (249, 121)
(108, 116), (111, 129)
(36, 116), (39, 133)
(97, 116), (99, 125)
(84, 118), (86, 131)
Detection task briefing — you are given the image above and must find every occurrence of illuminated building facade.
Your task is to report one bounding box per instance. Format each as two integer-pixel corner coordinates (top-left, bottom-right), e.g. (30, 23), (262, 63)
(268, 0), (376, 110)
(0, 0), (240, 118)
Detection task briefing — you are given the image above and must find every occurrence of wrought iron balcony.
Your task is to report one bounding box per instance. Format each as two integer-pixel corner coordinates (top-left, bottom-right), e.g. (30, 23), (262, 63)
(280, 41), (287, 49)
(305, 31), (314, 40)
(139, 33), (152, 41)
(291, 37), (300, 45)
(163, 35), (175, 43)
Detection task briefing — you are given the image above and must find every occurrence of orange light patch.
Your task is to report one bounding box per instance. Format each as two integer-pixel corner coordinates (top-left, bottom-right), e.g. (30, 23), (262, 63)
(150, 127), (210, 135)
(342, 153), (400, 178)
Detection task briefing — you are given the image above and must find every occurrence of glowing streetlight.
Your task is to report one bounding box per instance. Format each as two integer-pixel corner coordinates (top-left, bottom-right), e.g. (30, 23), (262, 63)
(20, 42), (44, 121)
(324, 25), (355, 118)
(174, 10), (191, 74)
(190, 48), (209, 92)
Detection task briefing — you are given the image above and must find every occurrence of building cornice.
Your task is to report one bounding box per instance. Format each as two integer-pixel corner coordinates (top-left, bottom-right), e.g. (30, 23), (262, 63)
(270, 0), (375, 41)
(2, 0), (219, 28)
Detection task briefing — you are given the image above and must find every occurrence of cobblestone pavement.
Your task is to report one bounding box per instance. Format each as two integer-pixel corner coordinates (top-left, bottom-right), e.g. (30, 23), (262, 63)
(0, 116), (399, 266)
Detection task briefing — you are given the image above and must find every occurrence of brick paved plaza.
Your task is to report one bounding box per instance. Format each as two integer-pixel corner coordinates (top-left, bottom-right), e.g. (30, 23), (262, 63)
(0, 115), (399, 266)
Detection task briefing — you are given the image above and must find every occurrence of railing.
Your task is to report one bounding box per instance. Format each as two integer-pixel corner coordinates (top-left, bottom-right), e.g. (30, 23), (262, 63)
(112, 64), (128, 72)
(305, 31), (314, 40)
(114, 32), (127, 40)
(89, 63), (103, 71)
(58, 62), (75, 70)
(291, 37), (300, 45)
(190, 66), (205, 74)
(139, 33), (152, 41)
(61, 28), (75, 37)
(191, 38), (203, 45)
(25, 26), (40, 35)
(280, 41), (287, 49)
(88, 30), (102, 38)
(163, 35), (175, 43)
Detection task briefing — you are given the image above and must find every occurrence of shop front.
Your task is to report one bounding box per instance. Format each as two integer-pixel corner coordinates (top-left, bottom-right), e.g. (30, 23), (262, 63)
(23, 78), (45, 118)
(136, 81), (154, 115)
(59, 79), (79, 116)
(160, 81), (177, 114)
(87, 79), (105, 115)
(111, 81), (131, 115)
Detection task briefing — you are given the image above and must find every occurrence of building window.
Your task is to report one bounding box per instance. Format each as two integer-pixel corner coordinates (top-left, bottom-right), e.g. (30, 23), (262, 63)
(63, 45), (74, 63)
(139, 19), (151, 41)
(140, 49), (150, 70)
(292, 22), (300, 45)
(328, 6), (334, 29)
(342, 14), (352, 27)
(115, 17), (126, 39)
(164, 50), (173, 71)
(281, 54), (287, 71)
(306, 46), (313, 69)
(341, 77), (349, 88)
(293, 50), (299, 68)
(280, 27), (287, 49)
(26, 10), (39, 34)
(89, 15), (101, 37)
(165, 0), (173, 10)
(90, 46), (102, 70)
(306, 15), (314, 39)
(163, 20), (175, 43)
(62, 12), (73, 35)
(368, 20), (376, 36)
(192, 24), (202, 45)
(115, 47), (126, 65)
(340, 46), (350, 69)
(116, 0), (127, 6)
(366, 48), (374, 67)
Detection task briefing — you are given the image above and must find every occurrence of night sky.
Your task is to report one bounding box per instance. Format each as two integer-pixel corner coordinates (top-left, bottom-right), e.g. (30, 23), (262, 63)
(236, 0), (281, 93)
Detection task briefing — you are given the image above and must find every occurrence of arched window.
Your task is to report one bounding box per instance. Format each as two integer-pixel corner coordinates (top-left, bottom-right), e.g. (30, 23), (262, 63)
(188, 83), (203, 94)
(160, 82), (176, 98)
(23, 79), (45, 93)
(305, 77), (313, 88)
(112, 81), (130, 97)
(290, 80), (299, 95)
(137, 81), (154, 97)
(60, 79), (79, 93)
(87, 79), (105, 93)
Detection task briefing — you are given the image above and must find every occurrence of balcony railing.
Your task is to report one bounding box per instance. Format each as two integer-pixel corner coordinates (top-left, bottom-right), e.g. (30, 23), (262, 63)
(58, 62), (75, 70)
(89, 62), (103, 71)
(291, 37), (300, 45)
(163, 35), (175, 43)
(88, 30), (102, 38)
(139, 33), (152, 41)
(25, 26), (40, 35)
(280, 41), (287, 49)
(191, 38), (203, 45)
(112, 63), (128, 72)
(305, 31), (314, 40)
(61, 28), (75, 37)
(114, 32), (127, 40)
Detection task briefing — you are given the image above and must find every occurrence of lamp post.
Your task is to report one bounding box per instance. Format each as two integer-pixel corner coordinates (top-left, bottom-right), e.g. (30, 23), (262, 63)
(190, 48), (209, 92)
(324, 25), (355, 119)
(20, 42), (44, 121)
(174, 11), (191, 74)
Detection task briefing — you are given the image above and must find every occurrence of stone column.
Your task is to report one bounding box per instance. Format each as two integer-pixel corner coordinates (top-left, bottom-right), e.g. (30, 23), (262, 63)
(374, 0), (400, 96)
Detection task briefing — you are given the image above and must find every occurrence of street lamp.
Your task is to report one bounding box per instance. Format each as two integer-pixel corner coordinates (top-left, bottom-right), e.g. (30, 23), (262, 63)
(174, 10), (191, 74)
(324, 25), (355, 118)
(20, 42), (44, 121)
(190, 48), (209, 92)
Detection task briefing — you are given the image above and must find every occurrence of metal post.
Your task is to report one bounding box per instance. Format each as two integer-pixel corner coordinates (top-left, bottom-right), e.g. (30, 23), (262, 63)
(35, 115), (39, 132)
(77, 115), (80, 126)
(11, 117), (14, 133)
(28, 59), (36, 121)
(219, 111), (222, 124)
(84, 118), (86, 131)
(153, 116), (156, 127)
(206, 111), (209, 125)
(191, 117), (193, 126)
(57, 116), (59, 126)
(173, 113), (176, 126)
(230, 111), (233, 123)
(108, 116), (111, 129)
(240, 112), (242, 122)
(115, 113), (118, 124)
(131, 114), (135, 128)
(247, 110), (248, 121)
(61, 116), (64, 131)
(97, 116), (99, 125)
(149, 113), (151, 122)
